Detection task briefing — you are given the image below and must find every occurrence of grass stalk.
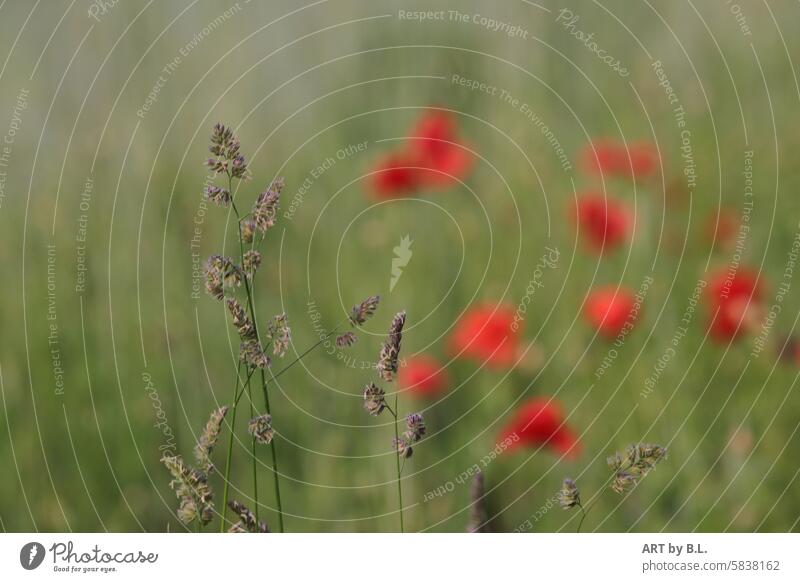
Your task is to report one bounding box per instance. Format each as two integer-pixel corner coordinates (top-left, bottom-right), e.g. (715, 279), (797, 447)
(220, 363), (242, 532)
(390, 396), (404, 533)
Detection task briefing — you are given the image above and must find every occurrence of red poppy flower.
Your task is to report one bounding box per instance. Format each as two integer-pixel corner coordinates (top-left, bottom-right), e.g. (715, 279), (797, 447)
(408, 110), (474, 186)
(582, 139), (658, 180)
(573, 193), (632, 253)
(369, 152), (422, 199)
(584, 287), (637, 338)
(450, 303), (519, 368)
(627, 143), (658, 177)
(398, 355), (449, 398)
(368, 110), (474, 199)
(499, 398), (580, 458)
(706, 268), (763, 341)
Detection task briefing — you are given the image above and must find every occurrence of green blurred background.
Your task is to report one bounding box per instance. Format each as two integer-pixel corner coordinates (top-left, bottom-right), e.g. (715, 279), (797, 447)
(0, 0), (798, 532)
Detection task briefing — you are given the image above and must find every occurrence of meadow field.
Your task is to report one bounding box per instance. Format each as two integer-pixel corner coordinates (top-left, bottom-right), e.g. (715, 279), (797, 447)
(0, 0), (799, 533)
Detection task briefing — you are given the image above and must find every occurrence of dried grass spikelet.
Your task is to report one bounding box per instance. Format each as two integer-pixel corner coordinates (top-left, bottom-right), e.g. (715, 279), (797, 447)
(349, 295), (380, 327)
(242, 249), (261, 277)
(204, 185), (231, 208)
(265, 313), (291, 357)
(393, 411), (425, 458)
(558, 478), (581, 510)
(206, 123), (249, 180)
(404, 412), (425, 442)
(226, 297), (255, 340)
(240, 339), (271, 369)
(227, 500), (270, 533)
(608, 443), (667, 494)
(204, 255), (242, 300)
(336, 331), (357, 348)
(194, 406), (229, 473)
(393, 437), (413, 458)
(203, 256), (227, 300)
(240, 217), (257, 243)
(161, 454), (214, 526)
(363, 382), (386, 416)
(248, 414), (274, 445)
(378, 311), (405, 382)
(467, 471), (490, 533)
(227, 298), (270, 369)
(252, 178), (283, 233)
(161, 405), (236, 526)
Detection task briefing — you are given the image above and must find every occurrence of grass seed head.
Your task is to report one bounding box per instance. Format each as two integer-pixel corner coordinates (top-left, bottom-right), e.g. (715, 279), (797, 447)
(227, 500), (270, 533)
(248, 414), (274, 445)
(558, 478), (581, 509)
(226, 297), (255, 340)
(239, 339), (271, 369)
(336, 331), (357, 348)
(240, 217), (257, 243)
(161, 454), (214, 526)
(242, 249), (261, 277)
(404, 412), (425, 442)
(349, 295), (380, 327)
(363, 382), (386, 416)
(608, 443), (668, 494)
(377, 311), (406, 382)
(206, 123), (249, 179)
(203, 185), (231, 208)
(393, 436), (413, 458)
(204, 255), (242, 299)
(252, 179), (283, 233)
(266, 313), (291, 357)
(194, 406), (229, 473)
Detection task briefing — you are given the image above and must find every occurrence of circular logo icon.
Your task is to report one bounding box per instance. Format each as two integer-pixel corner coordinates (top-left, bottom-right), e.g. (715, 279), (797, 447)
(19, 542), (46, 570)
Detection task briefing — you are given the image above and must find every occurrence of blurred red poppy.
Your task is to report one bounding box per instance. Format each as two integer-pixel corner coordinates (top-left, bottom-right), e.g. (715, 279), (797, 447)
(706, 268), (763, 341)
(499, 397), (580, 458)
(408, 110), (474, 186)
(573, 193), (632, 253)
(398, 355), (449, 398)
(584, 287), (637, 338)
(369, 109), (474, 199)
(582, 139), (658, 180)
(369, 152), (421, 199)
(450, 303), (519, 368)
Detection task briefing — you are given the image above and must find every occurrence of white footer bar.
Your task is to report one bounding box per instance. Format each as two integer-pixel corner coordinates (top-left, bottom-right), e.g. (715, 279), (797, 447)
(0, 533), (797, 580)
